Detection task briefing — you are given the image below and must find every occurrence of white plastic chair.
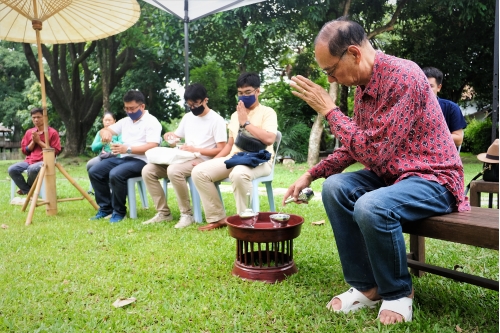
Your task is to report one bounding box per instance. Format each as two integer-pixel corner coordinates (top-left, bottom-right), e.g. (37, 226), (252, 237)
(215, 130), (282, 213)
(126, 176), (149, 218)
(162, 177), (202, 223)
(127, 175), (202, 221)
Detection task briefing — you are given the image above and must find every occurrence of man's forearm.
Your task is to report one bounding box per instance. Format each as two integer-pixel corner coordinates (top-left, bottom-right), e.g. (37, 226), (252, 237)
(128, 142), (159, 155)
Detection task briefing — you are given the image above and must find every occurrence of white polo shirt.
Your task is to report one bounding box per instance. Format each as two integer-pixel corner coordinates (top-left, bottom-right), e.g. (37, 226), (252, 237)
(109, 110), (162, 163)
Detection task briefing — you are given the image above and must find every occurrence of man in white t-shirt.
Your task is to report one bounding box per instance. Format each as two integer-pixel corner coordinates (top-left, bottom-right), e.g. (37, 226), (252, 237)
(88, 90), (162, 223)
(142, 83), (227, 228)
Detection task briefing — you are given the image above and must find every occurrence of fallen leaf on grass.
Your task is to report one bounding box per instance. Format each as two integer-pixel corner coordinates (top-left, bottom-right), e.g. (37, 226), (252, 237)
(1, 224), (8, 229)
(311, 220), (325, 226)
(455, 325), (463, 332)
(113, 297), (136, 308)
(127, 229), (134, 234)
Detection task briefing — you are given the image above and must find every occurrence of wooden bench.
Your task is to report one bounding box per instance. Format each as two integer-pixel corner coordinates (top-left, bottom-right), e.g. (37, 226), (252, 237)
(402, 207), (499, 291)
(469, 180), (499, 208)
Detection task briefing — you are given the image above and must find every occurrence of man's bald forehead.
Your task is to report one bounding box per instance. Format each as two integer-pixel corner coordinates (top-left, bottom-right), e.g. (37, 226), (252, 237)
(316, 20), (347, 45)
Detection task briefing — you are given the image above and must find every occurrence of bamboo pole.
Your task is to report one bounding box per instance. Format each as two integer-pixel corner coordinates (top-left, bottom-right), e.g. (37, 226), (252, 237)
(22, 170), (41, 212)
(33, 20), (50, 150)
(57, 197), (85, 203)
(25, 165), (46, 225)
(43, 149), (57, 215)
(55, 163), (99, 210)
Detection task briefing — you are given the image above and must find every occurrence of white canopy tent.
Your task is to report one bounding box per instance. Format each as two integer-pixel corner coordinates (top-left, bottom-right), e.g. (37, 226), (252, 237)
(142, 0), (266, 85)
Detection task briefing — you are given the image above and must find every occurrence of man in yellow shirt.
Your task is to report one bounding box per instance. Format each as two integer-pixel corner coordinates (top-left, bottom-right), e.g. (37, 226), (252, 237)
(192, 72), (278, 231)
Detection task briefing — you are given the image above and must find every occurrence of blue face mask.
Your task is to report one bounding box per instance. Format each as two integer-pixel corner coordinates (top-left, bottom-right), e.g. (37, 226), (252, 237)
(128, 109), (143, 121)
(238, 95), (256, 108)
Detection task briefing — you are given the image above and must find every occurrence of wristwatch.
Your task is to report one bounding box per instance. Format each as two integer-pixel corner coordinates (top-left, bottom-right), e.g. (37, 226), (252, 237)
(126, 146), (132, 154)
(242, 121), (251, 128)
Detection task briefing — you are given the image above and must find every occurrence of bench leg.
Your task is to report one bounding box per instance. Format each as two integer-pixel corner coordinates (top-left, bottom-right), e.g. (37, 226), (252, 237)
(408, 235), (425, 277)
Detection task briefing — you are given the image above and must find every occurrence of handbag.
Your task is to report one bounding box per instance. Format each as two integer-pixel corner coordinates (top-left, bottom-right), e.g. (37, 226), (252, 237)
(145, 147), (199, 165)
(234, 128), (267, 152)
(482, 162), (499, 182)
(99, 152), (116, 159)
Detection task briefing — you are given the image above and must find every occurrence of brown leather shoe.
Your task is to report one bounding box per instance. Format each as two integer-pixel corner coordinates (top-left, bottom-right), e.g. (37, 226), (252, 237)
(198, 219), (227, 231)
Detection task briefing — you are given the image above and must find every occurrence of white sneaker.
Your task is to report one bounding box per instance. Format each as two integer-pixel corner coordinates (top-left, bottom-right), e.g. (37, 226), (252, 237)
(142, 212), (173, 225)
(174, 214), (194, 229)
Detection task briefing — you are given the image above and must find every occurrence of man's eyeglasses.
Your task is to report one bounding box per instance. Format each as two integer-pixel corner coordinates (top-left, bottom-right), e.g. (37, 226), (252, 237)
(236, 88), (257, 97)
(322, 48), (348, 78)
(123, 104), (142, 112)
(185, 103), (203, 109)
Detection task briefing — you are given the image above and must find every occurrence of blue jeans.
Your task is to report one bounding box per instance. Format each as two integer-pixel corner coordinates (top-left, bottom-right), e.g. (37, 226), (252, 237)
(322, 169), (456, 300)
(8, 161), (43, 194)
(88, 157), (146, 217)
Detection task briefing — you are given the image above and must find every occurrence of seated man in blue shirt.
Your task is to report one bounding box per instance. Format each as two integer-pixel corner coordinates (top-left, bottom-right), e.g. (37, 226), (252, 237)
(423, 67), (467, 148)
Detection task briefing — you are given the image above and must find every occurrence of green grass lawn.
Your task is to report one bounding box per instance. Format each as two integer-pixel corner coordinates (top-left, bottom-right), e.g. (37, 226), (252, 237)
(0, 155), (497, 332)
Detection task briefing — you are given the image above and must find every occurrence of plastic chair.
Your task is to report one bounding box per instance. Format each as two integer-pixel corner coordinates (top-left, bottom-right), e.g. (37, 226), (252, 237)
(215, 130), (282, 213)
(10, 170), (46, 201)
(127, 176), (149, 218)
(127, 175), (203, 221)
(162, 177), (202, 223)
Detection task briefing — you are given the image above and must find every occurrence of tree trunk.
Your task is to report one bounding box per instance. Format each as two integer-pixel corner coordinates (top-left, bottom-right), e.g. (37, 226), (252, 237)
(339, 85), (349, 115)
(307, 82), (339, 167)
(99, 39), (111, 113)
(22, 38), (135, 157)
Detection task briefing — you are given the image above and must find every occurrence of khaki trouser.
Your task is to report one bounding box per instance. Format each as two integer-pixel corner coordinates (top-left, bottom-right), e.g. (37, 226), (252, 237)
(142, 158), (203, 216)
(191, 156), (272, 223)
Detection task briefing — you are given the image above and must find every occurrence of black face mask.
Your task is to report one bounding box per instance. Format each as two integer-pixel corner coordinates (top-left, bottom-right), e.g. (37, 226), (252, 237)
(191, 105), (205, 116)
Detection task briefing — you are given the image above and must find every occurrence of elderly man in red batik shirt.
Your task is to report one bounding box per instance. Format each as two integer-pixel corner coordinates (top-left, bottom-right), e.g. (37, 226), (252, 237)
(284, 17), (469, 326)
(8, 107), (61, 195)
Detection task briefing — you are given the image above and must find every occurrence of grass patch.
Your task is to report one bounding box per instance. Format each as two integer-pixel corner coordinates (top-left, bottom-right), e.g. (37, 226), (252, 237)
(0, 156), (497, 332)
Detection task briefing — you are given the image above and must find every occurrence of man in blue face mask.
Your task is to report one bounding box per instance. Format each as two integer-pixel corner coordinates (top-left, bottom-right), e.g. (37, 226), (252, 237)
(141, 83), (227, 228)
(88, 90), (162, 223)
(192, 72), (278, 231)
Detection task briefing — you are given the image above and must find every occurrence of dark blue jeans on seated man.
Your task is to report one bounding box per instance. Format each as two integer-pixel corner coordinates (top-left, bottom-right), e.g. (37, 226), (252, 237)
(88, 156), (146, 219)
(8, 161), (44, 194)
(322, 169), (456, 301)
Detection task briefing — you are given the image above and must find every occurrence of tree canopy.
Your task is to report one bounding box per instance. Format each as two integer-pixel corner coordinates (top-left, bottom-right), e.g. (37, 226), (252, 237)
(0, 0), (495, 157)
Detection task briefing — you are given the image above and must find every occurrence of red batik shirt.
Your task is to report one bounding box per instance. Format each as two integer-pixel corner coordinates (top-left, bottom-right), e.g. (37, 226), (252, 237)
(309, 52), (469, 212)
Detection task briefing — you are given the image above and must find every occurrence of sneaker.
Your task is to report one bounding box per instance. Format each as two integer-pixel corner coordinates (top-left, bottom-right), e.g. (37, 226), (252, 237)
(174, 214), (194, 229)
(89, 210), (111, 221)
(109, 213), (125, 223)
(142, 212), (173, 225)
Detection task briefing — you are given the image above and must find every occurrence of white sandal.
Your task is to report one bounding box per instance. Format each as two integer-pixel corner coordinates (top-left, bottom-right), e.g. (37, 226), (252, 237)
(326, 287), (380, 314)
(377, 297), (413, 322)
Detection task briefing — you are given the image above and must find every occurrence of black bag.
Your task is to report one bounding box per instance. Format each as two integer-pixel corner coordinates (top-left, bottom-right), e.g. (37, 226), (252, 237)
(464, 162), (499, 196)
(234, 128), (267, 152)
(482, 162), (499, 182)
